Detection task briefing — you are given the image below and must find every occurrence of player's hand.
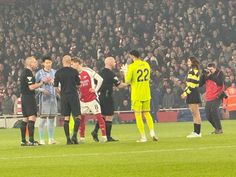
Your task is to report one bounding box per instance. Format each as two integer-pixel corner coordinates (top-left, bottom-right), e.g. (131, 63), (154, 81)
(48, 77), (54, 84)
(181, 93), (187, 99)
(89, 88), (95, 93)
(41, 77), (51, 84)
(42, 90), (50, 95)
(120, 64), (128, 75)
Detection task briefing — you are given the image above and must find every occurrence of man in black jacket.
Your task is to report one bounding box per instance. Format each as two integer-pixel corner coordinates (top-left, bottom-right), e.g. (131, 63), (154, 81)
(54, 55), (81, 144)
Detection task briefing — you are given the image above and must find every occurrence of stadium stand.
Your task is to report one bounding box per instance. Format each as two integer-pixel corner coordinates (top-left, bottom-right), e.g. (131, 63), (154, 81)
(0, 0), (235, 120)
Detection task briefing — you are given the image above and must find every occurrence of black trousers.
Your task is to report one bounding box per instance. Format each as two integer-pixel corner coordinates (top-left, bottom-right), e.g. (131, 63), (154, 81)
(205, 98), (222, 130)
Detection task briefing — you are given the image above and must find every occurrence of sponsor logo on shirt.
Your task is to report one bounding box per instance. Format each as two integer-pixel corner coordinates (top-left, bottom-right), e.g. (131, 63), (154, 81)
(27, 77), (32, 83)
(114, 76), (119, 81)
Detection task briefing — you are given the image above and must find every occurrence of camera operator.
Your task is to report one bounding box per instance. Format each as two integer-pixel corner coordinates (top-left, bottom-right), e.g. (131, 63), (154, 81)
(200, 63), (225, 134)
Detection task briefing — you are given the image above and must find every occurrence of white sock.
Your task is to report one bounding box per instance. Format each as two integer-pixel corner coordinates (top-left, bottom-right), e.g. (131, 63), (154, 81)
(38, 118), (47, 141)
(141, 134), (147, 139)
(150, 130), (156, 137)
(47, 118), (55, 140)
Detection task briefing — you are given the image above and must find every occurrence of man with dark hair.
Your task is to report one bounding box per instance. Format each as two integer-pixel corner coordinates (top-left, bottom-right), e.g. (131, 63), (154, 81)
(54, 55), (81, 144)
(35, 56), (57, 145)
(122, 50), (158, 142)
(200, 62), (225, 134)
(20, 56), (50, 146)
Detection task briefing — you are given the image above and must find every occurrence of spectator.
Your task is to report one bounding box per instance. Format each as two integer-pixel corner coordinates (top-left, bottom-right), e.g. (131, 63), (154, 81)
(150, 81), (161, 122)
(162, 87), (175, 109)
(2, 93), (14, 115)
(0, 0), (235, 113)
(120, 100), (130, 111)
(172, 78), (186, 108)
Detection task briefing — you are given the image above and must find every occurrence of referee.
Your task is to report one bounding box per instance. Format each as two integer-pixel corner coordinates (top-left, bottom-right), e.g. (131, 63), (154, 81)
(20, 56), (48, 146)
(91, 56), (126, 142)
(54, 55), (81, 144)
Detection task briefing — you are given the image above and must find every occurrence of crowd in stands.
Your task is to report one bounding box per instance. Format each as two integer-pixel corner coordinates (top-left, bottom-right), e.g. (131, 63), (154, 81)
(0, 0), (236, 115)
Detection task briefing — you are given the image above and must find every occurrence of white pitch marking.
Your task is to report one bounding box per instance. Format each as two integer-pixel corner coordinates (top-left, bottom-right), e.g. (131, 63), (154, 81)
(0, 145), (236, 160)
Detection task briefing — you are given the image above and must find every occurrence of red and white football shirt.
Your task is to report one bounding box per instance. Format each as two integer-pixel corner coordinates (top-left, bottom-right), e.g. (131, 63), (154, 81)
(79, 68), (97, 102)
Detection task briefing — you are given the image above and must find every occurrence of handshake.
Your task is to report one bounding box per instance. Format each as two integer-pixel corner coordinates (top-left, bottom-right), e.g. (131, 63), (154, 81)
(41, 77), (54, 85)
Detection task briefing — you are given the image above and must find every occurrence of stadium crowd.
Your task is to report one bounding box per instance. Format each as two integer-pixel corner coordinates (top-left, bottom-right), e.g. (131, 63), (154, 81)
(0, 0), (236, 115)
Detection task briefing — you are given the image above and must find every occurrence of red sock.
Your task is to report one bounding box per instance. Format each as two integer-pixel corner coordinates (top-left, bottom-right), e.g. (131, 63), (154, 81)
(96, 113), (106, 136)
(79, 115), (85, 138)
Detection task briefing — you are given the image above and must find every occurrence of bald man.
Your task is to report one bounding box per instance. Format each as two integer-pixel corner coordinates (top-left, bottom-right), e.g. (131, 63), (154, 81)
(54, 55), (81, 144)
(91, 56), (127, 142)
(20, 56), (48, 146)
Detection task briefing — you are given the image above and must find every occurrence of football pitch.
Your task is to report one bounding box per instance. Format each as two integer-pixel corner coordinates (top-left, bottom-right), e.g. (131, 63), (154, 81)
(1, 120), (236, 177)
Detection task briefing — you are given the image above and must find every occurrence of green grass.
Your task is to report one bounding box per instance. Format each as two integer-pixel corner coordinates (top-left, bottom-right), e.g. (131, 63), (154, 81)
(1, 120), (236, 177)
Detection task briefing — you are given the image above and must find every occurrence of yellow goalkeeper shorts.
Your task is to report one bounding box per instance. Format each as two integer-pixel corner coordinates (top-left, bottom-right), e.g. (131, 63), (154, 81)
(131, 100), (150, 112)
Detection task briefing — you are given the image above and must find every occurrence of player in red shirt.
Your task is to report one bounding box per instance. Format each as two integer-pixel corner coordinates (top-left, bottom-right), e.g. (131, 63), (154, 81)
(71, 57), (107, 142)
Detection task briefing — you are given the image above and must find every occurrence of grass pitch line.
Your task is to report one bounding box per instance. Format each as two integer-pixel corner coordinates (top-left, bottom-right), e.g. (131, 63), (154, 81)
(0, 144), (236, 160)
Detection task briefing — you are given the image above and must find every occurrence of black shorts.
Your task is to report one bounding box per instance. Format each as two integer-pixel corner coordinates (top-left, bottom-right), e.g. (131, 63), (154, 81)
(21, 95), (37, 117)
(60, 94), (81, 117)
(186, 89), (201, 104)
(99, 95), (114, 116)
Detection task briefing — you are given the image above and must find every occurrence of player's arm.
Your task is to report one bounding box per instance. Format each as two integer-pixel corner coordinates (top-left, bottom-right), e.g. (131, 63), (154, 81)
(28, 78), (44, 91)
(29, 82), (44, 90)
(181, 69), (199, 98)
(118, 82), (129, 88)
(86, 68), (102, 92)
(111, 74), (128, 88)
(29, 70), (52, 91)
(93, 72), (103, 92)
(35, 71), (49, 94)
(54, 72), (61, 96)
(124, 65), (133, 84)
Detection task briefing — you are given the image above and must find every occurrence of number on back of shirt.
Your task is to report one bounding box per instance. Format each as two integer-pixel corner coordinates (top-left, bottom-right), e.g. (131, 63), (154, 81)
(136, 69), (149, 82)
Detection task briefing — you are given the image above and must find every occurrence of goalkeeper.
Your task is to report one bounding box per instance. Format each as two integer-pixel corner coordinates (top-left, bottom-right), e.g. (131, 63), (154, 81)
(121, 50), (158, 142)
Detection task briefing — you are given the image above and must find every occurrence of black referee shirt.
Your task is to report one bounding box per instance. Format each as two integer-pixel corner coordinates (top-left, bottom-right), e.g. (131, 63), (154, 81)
(99, 68), (121, 97)
(20, 68), (35, 95)
(54, 67), (80, 95)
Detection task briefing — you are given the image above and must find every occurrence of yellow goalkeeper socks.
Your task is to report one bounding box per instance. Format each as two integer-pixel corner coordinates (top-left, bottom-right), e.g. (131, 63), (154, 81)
(143, 112), (154, 131)
(134, 112), (145, 135)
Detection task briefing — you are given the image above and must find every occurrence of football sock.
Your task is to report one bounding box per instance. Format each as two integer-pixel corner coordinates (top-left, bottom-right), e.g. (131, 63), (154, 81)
(96, 113), (106, 136)
(73, 118), (80, 137)
(143, 112), (154, 131)
(64, 120), (70, 139)
(20, 121), (27, 142)
(150, 130), (156, 137)
(38, 118), (46, 141)
(93, 121), (100, 134)
(28, 120), (35, 142)
(79, 115), (85, 138)
(194, 123), (201, 134)
(47, 117), (54, 140)
(105, 121), (112, 138)
(134, 112), (145, 135)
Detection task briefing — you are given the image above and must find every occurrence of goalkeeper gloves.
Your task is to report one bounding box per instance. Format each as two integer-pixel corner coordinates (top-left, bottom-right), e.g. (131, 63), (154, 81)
(120, 64), (128, 75)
